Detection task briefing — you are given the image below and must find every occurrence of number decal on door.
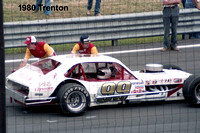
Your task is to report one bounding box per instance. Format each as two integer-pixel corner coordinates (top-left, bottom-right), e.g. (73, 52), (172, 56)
(116, 81), (131, 94)
(101, 82), (115, 95)
(97, 81), (131, 103)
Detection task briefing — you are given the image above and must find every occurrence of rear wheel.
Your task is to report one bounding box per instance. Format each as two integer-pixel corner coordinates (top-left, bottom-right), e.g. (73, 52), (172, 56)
(57, 83), (90, 114)
(183, 75), (200, 105)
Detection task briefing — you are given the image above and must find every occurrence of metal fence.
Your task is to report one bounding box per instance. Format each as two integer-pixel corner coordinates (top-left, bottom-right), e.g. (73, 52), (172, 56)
(3, 8), (200, 48)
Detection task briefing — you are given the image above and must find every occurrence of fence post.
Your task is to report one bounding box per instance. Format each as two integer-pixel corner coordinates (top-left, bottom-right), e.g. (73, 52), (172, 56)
(112, 39), (118, 46)
(0, 0), (6, 133)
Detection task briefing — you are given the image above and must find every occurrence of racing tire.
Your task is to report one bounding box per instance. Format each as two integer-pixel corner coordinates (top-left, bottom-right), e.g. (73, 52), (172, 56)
(57, 83), (90, 115)
(183, 75), (200, 105)
(163, 64), (182, 70)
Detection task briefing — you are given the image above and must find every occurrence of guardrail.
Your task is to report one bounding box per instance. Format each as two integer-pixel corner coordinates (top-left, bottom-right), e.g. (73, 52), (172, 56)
(3, 8), (200, 48)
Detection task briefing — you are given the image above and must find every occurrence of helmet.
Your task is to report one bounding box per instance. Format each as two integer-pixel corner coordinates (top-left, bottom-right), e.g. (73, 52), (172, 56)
(97, 68), (111, 79)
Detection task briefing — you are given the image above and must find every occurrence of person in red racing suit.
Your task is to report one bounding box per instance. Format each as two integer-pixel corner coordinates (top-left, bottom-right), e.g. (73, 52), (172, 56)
(15, 36), (56, 71)
(71, 35), (98, 55)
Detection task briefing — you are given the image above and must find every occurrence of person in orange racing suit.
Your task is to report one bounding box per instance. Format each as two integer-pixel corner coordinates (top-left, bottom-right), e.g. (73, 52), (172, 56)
(14, 36), (56, 71)
(71, 35), (98, 55)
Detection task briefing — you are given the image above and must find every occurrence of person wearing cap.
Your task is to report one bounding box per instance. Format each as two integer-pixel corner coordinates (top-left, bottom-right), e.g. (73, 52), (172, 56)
(15, 36), (56, 71)
(71, 35), (98, 55)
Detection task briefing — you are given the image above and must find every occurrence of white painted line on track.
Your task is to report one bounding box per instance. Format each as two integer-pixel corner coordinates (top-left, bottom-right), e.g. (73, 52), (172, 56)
(5, 44), (200, 63)
(46, 120), (58, 123)
(5, 58), (38, 63)
(86, 116), (96, 119)
(99, 43), (200, 55)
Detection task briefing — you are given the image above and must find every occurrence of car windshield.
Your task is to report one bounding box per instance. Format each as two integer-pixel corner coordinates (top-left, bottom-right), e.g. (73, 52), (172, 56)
(31, 59), (60, 75)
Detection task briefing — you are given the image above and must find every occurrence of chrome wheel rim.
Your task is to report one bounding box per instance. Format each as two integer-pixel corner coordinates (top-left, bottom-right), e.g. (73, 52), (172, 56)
(195, 83), (200, 101)
(65, 91), (86, 112)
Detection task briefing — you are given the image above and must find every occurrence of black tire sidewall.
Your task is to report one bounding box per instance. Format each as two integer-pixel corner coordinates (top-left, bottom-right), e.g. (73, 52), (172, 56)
(57, 83), (89, 114)
(183, 75), (200, 105)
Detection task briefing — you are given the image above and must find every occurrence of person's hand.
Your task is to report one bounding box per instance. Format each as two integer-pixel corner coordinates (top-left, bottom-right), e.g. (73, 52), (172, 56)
(12, 69), (16, 73)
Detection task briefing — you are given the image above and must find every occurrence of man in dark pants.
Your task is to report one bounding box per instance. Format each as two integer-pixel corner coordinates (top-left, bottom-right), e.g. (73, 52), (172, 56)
(162, 0), (181, 51)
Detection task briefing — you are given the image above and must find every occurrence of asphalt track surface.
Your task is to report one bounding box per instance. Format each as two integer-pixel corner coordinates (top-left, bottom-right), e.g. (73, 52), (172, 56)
(5, 39), (200, 133)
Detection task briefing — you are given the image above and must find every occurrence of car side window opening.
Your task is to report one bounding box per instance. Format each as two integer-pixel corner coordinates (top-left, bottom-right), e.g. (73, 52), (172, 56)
(109, 63), (136, 80)
(66, 62), (136, 81)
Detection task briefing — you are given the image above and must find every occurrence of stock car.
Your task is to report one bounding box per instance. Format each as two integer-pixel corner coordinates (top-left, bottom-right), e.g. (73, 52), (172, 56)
(6, 54), (200, 114)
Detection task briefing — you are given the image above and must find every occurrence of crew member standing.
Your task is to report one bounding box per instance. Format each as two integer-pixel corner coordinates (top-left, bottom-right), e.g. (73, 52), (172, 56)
(161, 0), (181, 51)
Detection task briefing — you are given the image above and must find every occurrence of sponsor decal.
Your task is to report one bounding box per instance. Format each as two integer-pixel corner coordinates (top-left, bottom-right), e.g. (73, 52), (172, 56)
(173, 78), (182, 83)
(145, 80), (150, 85)
(35, 81), (53, 92)
(145, 78), (174, 85)
(160, 79), (164, 83)
(151, 80), (157, 85)
(131, 89), (142, 93)
(164, 79), (172, 83)
(131, 85), (145, 94)
(135, 85), (144, 89)
(35, 87), (53, 92)
(39, 81), (51, 87)
(131, 81), (144, 85)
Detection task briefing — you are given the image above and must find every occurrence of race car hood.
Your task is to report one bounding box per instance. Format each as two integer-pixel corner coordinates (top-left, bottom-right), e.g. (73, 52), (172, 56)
(132, 69), (191, 85)
(7, 64), (43, 87)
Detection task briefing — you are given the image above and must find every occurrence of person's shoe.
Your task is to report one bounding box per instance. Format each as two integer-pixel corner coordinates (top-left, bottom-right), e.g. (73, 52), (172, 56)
(86, 10), (91, 15)
(161, 48), (168, 52)
(95, 13), (102, 16)
(171, 47), (179, 51)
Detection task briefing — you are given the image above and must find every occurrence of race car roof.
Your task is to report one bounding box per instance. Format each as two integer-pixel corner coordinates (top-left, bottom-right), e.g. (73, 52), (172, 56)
(49, 54), (122, 65)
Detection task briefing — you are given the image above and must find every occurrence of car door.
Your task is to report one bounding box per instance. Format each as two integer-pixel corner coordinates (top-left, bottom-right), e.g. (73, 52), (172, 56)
(83, 62), (144, 104)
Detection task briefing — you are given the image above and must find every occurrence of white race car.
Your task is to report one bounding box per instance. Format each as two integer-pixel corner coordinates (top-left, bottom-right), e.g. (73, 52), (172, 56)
(6, 54), (200, 114)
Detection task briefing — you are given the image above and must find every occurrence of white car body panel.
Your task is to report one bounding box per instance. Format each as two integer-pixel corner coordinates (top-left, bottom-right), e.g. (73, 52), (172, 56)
(6, 54), (191, 107)
(132, 69), (191, 86)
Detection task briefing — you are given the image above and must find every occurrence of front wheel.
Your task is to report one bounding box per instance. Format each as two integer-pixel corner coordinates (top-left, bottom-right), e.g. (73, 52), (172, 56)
(183, 75), (200, 105)
(57, 83), (90, 114)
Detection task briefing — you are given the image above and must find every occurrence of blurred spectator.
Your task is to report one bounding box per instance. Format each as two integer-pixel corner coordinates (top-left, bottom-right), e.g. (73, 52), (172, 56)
(182, 0), (186, 7)
(161, 0), (181, 52)
(35, 0), (52, 15)
(86, 0), (102, 16)
(185, 0), (200, 38)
